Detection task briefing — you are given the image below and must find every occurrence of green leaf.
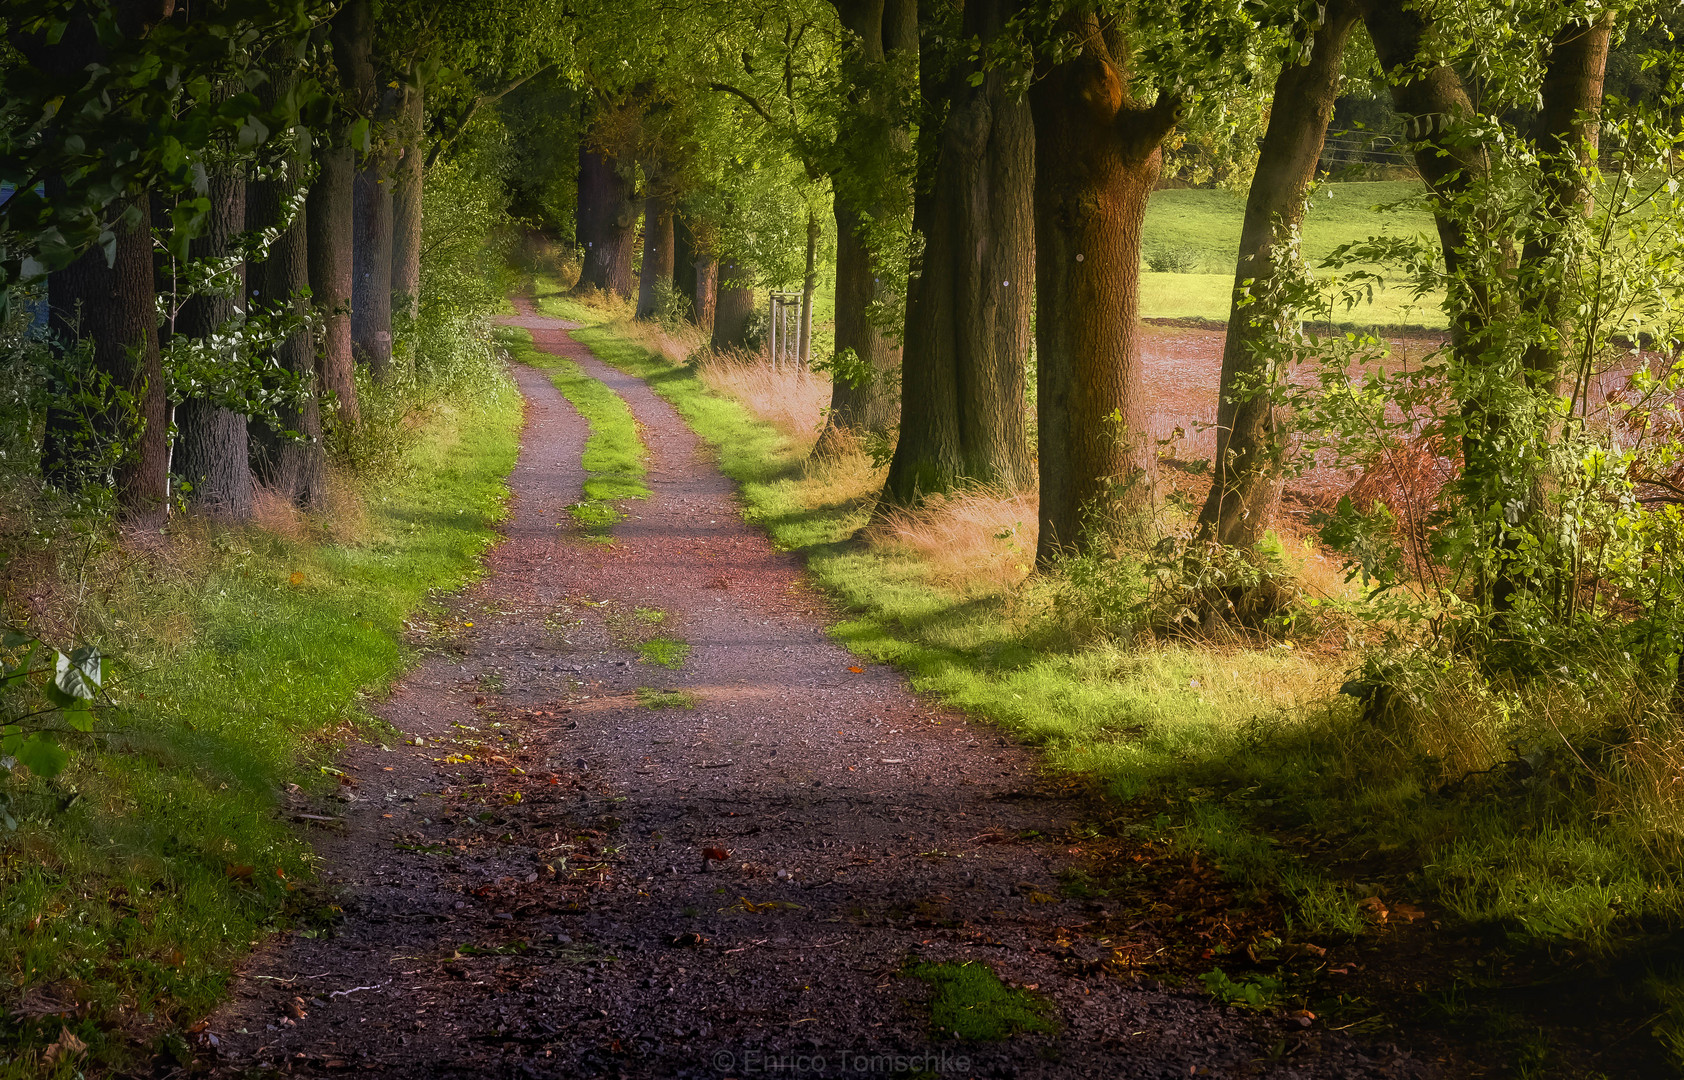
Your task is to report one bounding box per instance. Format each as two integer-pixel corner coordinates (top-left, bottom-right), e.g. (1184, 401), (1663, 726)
(55, 646), (101, 701)
(65, 704), (95, 734)
(16, 734), (69, 779)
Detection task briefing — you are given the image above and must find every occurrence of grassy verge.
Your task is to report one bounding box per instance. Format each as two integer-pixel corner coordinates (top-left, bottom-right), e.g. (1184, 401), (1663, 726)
(497, 326), (648, 539)
(0, 382), (522, 1074)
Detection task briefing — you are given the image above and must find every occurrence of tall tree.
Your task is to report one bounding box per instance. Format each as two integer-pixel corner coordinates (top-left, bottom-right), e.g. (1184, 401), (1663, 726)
(1358, 0), (1490, 393)
(573, 138), (640, 296)
(674, 215), (718, 330)
(352, 112), (397, 380)
(248, 72), (326, 507)
(1518, 11), (1616, 395)
(1197, 1), (1361, 547)
(43, 199), (168, 520)
(172, 167), (256, 521)
(816, 0), (918, 449)
(712, 257), (758, 349)
(883, 0), (1035, 503)
(18, 2), (181, 522)
(636, 192), (677, 318)
(391, 82), (427, 323)
(342, 0), (394, 380)
(309, 0), (371, 426)
(1028, 9), (1183, 562)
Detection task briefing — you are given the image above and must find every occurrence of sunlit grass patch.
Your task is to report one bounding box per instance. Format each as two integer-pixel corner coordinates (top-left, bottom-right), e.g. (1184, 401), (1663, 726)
(635, 687), (695, 710)
(905, 960), (1059, 1041)
(638, 637), (690, 670)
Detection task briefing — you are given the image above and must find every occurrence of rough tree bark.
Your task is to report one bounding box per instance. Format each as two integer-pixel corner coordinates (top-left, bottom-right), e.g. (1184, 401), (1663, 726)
(816, 0), (918, 450)
(174, 170), (255, 520)
(309, 143), (359, 426)
(248, 74), (326, 507)
(883, 0), (1035, 504)
(1029, 12), (1182, 564)
(635, 194), (675, 319)
(1196, 1), (1360, 548)
(390, 81), (425, 324)
(574, 146), (638, 297)
(711, 258), (756, 350)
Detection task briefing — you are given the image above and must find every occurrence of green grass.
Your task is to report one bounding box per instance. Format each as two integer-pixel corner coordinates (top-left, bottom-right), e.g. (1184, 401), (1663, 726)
(1140, 181), (1448, 327)
(637, 637), (690, 669)
(635, 687), (695, 710)
(497, 325), (649, 536)
(906, 961), (1059, 1041)
(0, 383), (522, 1074)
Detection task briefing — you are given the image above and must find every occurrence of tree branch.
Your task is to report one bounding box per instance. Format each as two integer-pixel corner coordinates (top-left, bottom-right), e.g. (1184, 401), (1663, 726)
(428, 64), (558, 168)
(708, 80), (780, 129)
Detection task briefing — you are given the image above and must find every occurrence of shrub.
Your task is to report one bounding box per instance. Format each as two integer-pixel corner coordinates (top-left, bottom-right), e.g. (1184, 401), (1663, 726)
(1145, 245), (1202, 273)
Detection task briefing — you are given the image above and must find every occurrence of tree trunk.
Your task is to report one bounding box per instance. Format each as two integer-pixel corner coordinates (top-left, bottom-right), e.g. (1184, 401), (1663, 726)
(674, 217), (696, 314)
(693, 256), (718, 332)
(1197, 1), (1359, 548)
(799, 209), (819, 365)
(1029, 14), (1182, 564)
(884, 0), (1035, 504)
(675, 217), (718, 331)
(822, 200), (903, 439)
(1359, 0), (1489, 414)
(711, 259), (756, 350)
(29, 3), (172, 522)
(248, 75), (326, 508)
(43, 197), (168, 521)
(390, 82), (425, 324)
(175, 170), (255, 521)
(1519, 12), (1614, 395)
(635, 194), (675, 318)
(352, 145), (395, 379)
(308, 141), (359, 426)
(574, 146), (638, 297)
(815, 0), (918, 451)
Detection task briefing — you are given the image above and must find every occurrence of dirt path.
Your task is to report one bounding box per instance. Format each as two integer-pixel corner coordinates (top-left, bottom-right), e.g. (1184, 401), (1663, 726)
(204, 306), (1428, 1079)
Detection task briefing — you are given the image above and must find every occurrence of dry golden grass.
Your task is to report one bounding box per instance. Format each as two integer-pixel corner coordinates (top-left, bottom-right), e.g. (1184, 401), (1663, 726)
(250, 485), (310, 541)
(694, 348), (832, 447)
(868, 488), (1038, 590)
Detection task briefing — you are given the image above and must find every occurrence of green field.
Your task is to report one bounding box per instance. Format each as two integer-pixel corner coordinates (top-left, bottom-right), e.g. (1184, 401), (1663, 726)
(804, 181), (1445, 332)
(1140, 181), (1446, 327)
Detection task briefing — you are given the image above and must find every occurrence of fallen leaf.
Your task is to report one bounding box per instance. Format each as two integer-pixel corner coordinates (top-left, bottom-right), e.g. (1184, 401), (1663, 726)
(225, 864), (254, 881)
(42, 1027), (85, 1067)
(288, 571), (304, 586)
(1392, 902), (1426, 922)
(1357, 896), (1389, 923)
(847, 666), (863, 673)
